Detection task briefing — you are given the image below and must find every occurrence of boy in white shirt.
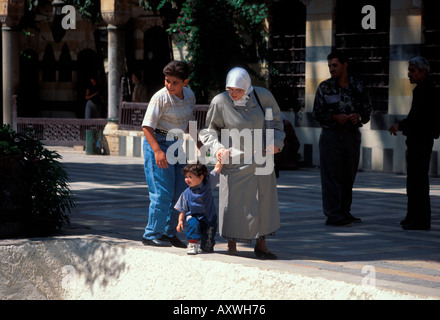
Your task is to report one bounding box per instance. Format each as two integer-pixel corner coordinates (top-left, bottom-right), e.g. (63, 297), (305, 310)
(141, 61), (196, 248)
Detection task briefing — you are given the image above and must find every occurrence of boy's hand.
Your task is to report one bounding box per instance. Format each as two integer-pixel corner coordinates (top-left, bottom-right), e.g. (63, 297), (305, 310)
(154, 150), (168, 169)
(176, 221), (184, 232)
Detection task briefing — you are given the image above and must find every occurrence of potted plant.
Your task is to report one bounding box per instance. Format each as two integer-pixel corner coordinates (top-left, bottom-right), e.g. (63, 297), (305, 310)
(0, 125), (75, 238)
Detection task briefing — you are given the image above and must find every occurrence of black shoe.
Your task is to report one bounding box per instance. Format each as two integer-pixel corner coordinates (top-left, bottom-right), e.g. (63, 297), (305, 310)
(254, 247), (277, 260)
(161, 235), (187, 248)
(344, 214), (361, 223)
(141, 237), (172, 247)
(325, 219), (352, 226)
(201, 246), (214, 253)
(402, 223), (430, 230)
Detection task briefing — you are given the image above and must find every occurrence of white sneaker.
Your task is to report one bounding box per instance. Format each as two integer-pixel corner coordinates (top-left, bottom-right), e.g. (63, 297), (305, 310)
(187, 242), (199, 255)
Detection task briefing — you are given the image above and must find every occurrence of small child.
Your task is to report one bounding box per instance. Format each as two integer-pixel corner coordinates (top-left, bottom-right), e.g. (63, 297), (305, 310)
(175, 162), (223, 255)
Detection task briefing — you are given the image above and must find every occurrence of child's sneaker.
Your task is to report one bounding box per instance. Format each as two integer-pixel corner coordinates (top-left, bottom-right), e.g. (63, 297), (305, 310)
(187, 241), (199, 255)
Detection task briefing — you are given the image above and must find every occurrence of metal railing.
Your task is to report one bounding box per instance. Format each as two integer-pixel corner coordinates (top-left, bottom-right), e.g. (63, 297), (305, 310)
(12, 95), (210, 146)
(12, 96), (107, 146)
(119, 101), (209, 131)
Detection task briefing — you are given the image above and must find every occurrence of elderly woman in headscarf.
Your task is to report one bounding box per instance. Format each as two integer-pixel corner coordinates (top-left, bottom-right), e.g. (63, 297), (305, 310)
(200, 67), (285, 259)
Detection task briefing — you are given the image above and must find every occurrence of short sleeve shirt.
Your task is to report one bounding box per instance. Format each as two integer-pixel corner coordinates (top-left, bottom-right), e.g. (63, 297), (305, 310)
(142, 86), (196, 131)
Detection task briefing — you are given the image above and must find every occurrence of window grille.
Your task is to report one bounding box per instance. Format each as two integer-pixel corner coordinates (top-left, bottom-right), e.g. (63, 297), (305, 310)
(269, 0), (306, 112)
(422, 0), (440, 89)
(334, 0), (390, 114)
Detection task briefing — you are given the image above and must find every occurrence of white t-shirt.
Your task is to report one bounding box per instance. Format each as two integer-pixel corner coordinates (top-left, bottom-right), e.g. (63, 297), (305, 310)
(142, 86), (195, 132)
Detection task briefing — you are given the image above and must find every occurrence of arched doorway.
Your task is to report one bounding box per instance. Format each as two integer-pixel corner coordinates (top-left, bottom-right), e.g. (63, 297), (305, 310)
(77, 49), (106, 118)
(143, 26), (173, 100)
(19, 49), (39, 117)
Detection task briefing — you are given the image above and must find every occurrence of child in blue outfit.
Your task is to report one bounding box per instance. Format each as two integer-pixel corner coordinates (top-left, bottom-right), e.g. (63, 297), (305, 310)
(175, 162), (223, 254)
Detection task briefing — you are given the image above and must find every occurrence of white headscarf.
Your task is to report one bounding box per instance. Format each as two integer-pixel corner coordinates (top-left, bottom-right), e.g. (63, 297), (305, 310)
(226, 67), (254, 106)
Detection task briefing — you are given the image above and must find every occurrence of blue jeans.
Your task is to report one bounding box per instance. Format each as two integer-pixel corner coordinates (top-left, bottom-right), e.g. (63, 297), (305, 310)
(186, 216), (217, 251)
(142, 134), (186, 240)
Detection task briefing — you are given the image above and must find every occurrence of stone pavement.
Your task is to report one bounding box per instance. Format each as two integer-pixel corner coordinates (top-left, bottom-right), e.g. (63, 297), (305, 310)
(2, 146), (439, 300)
(53, 146), (440, 299)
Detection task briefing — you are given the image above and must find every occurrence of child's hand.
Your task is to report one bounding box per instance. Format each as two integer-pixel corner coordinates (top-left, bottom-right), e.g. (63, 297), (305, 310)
(176, 221), (184, 232)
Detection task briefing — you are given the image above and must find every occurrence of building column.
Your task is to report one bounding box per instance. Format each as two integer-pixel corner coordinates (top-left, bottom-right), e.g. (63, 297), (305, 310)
(304, 0), (334, 112)
(1, 25), (20, 126)
(106, 24), (125, 123)
(0, 0), (25, 127)
(296, 0), (335, 166)
(100, 0), (131, 154)
(388, 0), (423, 173)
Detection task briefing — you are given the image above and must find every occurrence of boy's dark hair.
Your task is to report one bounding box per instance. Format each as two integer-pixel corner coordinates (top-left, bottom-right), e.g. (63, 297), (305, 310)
(182, 163), (209, 181)
(327, 51), (349, 65)
(163, 60), (190, 81)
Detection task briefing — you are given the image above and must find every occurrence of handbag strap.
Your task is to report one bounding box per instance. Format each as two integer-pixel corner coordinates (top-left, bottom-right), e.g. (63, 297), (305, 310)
(253, 90), (265, 116)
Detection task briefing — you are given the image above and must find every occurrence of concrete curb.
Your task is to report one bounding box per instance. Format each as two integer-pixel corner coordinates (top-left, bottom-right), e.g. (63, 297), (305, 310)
(0, 238), (436, 300)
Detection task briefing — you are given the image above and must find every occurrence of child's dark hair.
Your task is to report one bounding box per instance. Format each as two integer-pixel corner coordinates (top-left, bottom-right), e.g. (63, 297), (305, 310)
(163, 60), (190, 81)
(182, 163), (209, 181)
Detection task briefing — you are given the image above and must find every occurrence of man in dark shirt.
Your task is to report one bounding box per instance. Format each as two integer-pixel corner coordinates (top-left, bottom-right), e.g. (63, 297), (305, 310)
(313, 52), (372, 226)
(389, 56), (439, 230)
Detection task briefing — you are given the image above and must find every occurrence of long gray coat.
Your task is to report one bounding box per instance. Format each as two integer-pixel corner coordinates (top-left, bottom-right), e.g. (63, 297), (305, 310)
(200, 87), (285, 242)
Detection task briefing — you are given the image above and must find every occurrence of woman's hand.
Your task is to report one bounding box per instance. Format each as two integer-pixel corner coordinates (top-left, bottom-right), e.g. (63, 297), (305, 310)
(265, 145), (279, 155)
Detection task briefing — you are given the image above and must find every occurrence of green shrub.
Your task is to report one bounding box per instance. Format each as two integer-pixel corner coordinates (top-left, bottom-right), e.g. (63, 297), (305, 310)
(0, 125), (75, 237)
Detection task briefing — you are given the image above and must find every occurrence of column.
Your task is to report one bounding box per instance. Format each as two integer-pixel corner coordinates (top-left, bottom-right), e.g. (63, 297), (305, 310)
(0, 0), (25, 127)
(304, 0), (334, 112)
(1, 25), (19, 126)
(100, 0), (131, 155)
(299, 0), (335, 166)
(388, 0), (423, 173)
(106, 24), (125, 123)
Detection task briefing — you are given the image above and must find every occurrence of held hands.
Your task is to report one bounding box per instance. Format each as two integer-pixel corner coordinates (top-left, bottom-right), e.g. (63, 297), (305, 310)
(216, 148), (231, 163)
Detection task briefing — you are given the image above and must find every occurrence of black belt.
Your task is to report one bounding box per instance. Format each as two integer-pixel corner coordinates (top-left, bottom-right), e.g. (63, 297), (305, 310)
(154, 128), (169, 135)
(154, 128), (179, 140)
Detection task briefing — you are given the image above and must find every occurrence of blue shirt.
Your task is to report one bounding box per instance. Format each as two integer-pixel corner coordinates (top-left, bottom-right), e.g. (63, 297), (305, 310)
(174, 170), (219, 222)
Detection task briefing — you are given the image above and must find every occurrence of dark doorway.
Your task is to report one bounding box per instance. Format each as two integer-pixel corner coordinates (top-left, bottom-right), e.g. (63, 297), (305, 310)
(19, 49), (39, 117)
(77, 49), (104, 118)
(143, 26), (173, 101)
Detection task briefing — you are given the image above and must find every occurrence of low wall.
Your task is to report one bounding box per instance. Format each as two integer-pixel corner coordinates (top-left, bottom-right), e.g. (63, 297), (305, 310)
(0, 238), (432, 300)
